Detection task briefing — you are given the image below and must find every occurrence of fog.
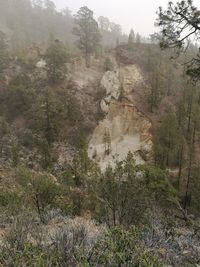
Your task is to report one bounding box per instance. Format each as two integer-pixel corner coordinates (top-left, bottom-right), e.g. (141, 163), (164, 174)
(51, 0), (198, 35)
(1, 0), (200, 48)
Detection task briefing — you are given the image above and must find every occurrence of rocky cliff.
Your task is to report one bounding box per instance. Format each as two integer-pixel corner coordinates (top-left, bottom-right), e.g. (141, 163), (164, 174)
(88, 65), (152, 170)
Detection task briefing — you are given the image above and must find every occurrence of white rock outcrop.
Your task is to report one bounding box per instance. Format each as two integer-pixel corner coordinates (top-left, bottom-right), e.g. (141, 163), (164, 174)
(36, 59), (46, 68)
(88, 65), (152, 170)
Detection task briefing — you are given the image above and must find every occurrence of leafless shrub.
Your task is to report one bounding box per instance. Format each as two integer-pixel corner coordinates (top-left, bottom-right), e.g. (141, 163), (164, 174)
(141, 208), (200, 266)
(44, 217), (106, 266)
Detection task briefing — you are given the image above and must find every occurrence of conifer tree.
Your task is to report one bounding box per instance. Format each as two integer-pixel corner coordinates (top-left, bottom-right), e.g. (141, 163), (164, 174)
(103, 130), (111, 155)
(128, 29), (135, 49)
(73, 6), (101, 67)
(154, 113), (185, 168)
(44, 39), (68, 84)
(0, 31), (8, 75)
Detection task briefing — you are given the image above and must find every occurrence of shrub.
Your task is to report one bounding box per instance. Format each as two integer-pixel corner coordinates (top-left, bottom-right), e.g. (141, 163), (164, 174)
(16, 166), (60, 223)
(88, 226), (163, 266)
(104, 57), (113, 71)
(0, 191), (24, 215)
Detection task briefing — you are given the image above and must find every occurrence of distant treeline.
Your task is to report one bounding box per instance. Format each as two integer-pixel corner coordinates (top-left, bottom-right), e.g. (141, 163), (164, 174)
(0, 0), (129, 49)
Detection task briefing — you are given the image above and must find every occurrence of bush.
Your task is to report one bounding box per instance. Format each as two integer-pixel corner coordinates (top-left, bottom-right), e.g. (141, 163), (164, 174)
(88, 226), (163, 266)
(0, 191), (24, 215)
(1, 216), (104, 267)
(94, 154), (178, 227)
(15, 166), (60, 223)
(1, 244), (61, 267)
(104, 57), (113, 71)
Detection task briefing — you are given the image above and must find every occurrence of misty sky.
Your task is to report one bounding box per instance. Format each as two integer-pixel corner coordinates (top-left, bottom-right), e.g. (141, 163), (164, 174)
(53, 0), (200, 36)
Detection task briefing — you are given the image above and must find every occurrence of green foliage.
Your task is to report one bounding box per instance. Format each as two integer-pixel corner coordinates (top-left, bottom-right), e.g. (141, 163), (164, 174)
(0, 191), (23, 215)
(44, 39), (68, 83)
(65, 91), (83, 126)
(157, 0), (200, 80)
(16, 166), (60, 222)
(0, 223), (163, 267)
(63, 145), (100, 215)
(29, 87), (66, 145)
(0, 116), (9, 136)
(0, 31), (8, 75)
(142, 165), (178, 204)
(4, 74), (35, 119)
(137, 250), (164, 267)
(104, 57), (113, 71)
(91, 226), (138, 266)
(11, 138), (20, 167)
(177, 98), (187, 129)
(38, 138), (54, 170)
(71, 145), (97, 187)
(88, 226), (163, 266)
(136, 33), (141, 45)
(190, 166), (200, 212)
(103, 130), (111, 155)
(0, 116), (10, 156)
(154, 112), (185, 168)
(1, 243), (61, 267)
(148, 67), (163, 112)
(128, 29), (135, 50)
(95, 153), (177, 227)
(118, 83), (124, 101)
(73, 6), (101, 67)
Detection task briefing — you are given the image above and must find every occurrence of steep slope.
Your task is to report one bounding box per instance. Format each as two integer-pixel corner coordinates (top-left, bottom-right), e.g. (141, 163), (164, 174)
(88, 65), (152, 170)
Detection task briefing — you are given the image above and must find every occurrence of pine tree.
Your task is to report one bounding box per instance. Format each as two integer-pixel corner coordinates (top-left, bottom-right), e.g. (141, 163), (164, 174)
(154, 113), (185, 168)
(73, 6), (101, 68)
(128, 29), (135, 50)
(29, 87), (66, 146)
(148, 67), (163, 112)
(0, 31), (8, 75)
(135, 33), (141, 46)
(157, 0), (200, 81)
(44, 39), (68, 84)
(103, 130), (111, 155)
(104, 57), (113, 72)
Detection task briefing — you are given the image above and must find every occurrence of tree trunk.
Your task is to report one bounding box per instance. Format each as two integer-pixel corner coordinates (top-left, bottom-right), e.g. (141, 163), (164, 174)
(45, 93), (51, 145)
(184, 146), (193, 210)
(187, 87), (194, 133)
(192, 122), (196, 145)
(178, 144), (183, 189)
(85, 50), (90, 68)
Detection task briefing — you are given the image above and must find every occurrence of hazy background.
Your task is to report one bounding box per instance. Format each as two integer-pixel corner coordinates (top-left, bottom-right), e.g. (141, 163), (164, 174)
(1, 0), (200, 48)
(53, 0), (200, 35)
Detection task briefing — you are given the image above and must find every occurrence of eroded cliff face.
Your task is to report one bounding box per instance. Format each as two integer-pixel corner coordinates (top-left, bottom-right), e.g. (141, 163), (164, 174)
(88, 65), (152, 170)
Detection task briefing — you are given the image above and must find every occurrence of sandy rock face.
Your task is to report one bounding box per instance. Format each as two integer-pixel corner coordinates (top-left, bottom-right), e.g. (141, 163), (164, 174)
(101, 70), (121, 100)
(100, 65), (143, 110)
(88, 65), (152, 170)
(120, 65), (144, 94)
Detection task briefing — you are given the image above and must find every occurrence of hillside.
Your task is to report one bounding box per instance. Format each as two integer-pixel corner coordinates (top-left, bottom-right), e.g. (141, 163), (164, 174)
(1, 1), (200, 267)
